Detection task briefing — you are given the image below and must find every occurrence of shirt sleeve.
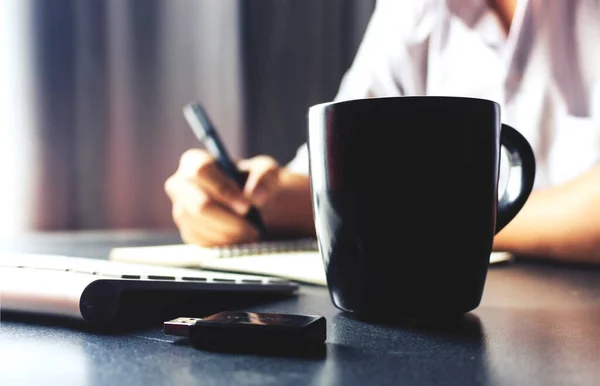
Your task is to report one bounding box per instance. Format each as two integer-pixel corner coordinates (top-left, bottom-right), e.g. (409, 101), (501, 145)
(285, 0), (435, 175)
(285, 142), (309, 175)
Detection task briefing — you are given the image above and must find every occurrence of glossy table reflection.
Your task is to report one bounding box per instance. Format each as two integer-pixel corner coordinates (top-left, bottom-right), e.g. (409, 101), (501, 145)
(1, 230), (600, 386)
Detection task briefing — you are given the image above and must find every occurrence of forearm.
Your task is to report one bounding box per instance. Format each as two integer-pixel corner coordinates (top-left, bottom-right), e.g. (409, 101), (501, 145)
(261, 169), (316, 239)
(493, 164), (600, 264)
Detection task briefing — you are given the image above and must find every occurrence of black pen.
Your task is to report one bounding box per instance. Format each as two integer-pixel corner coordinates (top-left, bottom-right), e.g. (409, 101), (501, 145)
(183, 102), (268, 239)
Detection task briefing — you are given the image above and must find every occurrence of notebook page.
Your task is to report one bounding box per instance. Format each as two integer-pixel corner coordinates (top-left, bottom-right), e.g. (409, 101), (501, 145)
(490, 251), (512, 264)
(199, 251), (327, 286)
(198, 251), (512, 286)
(109, 244), (512, 286)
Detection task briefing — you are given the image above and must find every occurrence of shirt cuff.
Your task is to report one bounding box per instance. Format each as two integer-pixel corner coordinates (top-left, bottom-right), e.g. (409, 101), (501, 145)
(285, 143), (309, 175)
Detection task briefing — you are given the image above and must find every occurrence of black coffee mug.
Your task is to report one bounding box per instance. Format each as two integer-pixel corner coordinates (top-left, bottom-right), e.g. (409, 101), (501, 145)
(307, 96), (535, 320)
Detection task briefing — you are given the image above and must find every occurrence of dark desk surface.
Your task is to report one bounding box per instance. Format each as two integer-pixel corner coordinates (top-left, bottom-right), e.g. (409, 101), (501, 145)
(2, 230), (600, 386)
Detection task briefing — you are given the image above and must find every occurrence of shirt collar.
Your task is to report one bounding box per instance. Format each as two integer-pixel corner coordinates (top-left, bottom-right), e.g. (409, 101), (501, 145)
(445, 0), (489, 28)
(444, 0), (529, 51)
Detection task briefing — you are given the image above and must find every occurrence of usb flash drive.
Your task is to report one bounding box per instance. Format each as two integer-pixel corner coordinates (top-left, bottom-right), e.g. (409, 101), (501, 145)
(164, 311), (327, 357)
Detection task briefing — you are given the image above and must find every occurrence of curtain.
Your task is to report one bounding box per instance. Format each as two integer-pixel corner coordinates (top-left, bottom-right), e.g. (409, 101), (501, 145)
(0, 0), (374, 234)
(241, 0), (375, 161)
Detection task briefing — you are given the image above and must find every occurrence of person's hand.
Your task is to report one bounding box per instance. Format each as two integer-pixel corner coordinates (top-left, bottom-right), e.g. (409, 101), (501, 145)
(164, 149), (281, 246)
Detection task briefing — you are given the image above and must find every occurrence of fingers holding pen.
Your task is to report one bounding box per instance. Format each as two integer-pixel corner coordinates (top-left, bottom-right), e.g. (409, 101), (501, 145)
(177, 149), (251, 216)
(165, 150), (281, 217)
(166, 161), (260, 246)
(167, 103), (272, 247)
(237, 155), (281, 208)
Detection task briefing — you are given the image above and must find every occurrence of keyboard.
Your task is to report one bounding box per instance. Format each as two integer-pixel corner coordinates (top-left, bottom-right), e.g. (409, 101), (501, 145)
(0, 253), (299, 328)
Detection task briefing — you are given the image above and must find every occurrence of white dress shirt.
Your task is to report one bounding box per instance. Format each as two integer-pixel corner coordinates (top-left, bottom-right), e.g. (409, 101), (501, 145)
(287, 0), (600, 190)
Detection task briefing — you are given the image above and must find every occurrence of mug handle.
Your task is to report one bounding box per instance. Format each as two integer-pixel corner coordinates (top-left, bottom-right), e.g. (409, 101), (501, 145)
(495, 124), (536, 234)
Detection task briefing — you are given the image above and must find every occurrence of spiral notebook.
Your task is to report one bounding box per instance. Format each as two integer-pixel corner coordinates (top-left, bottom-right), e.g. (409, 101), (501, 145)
(108, 238), (512, 286)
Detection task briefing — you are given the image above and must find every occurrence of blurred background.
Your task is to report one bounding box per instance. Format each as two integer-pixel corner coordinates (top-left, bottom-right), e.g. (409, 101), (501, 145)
(0, 0), (375, 234)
